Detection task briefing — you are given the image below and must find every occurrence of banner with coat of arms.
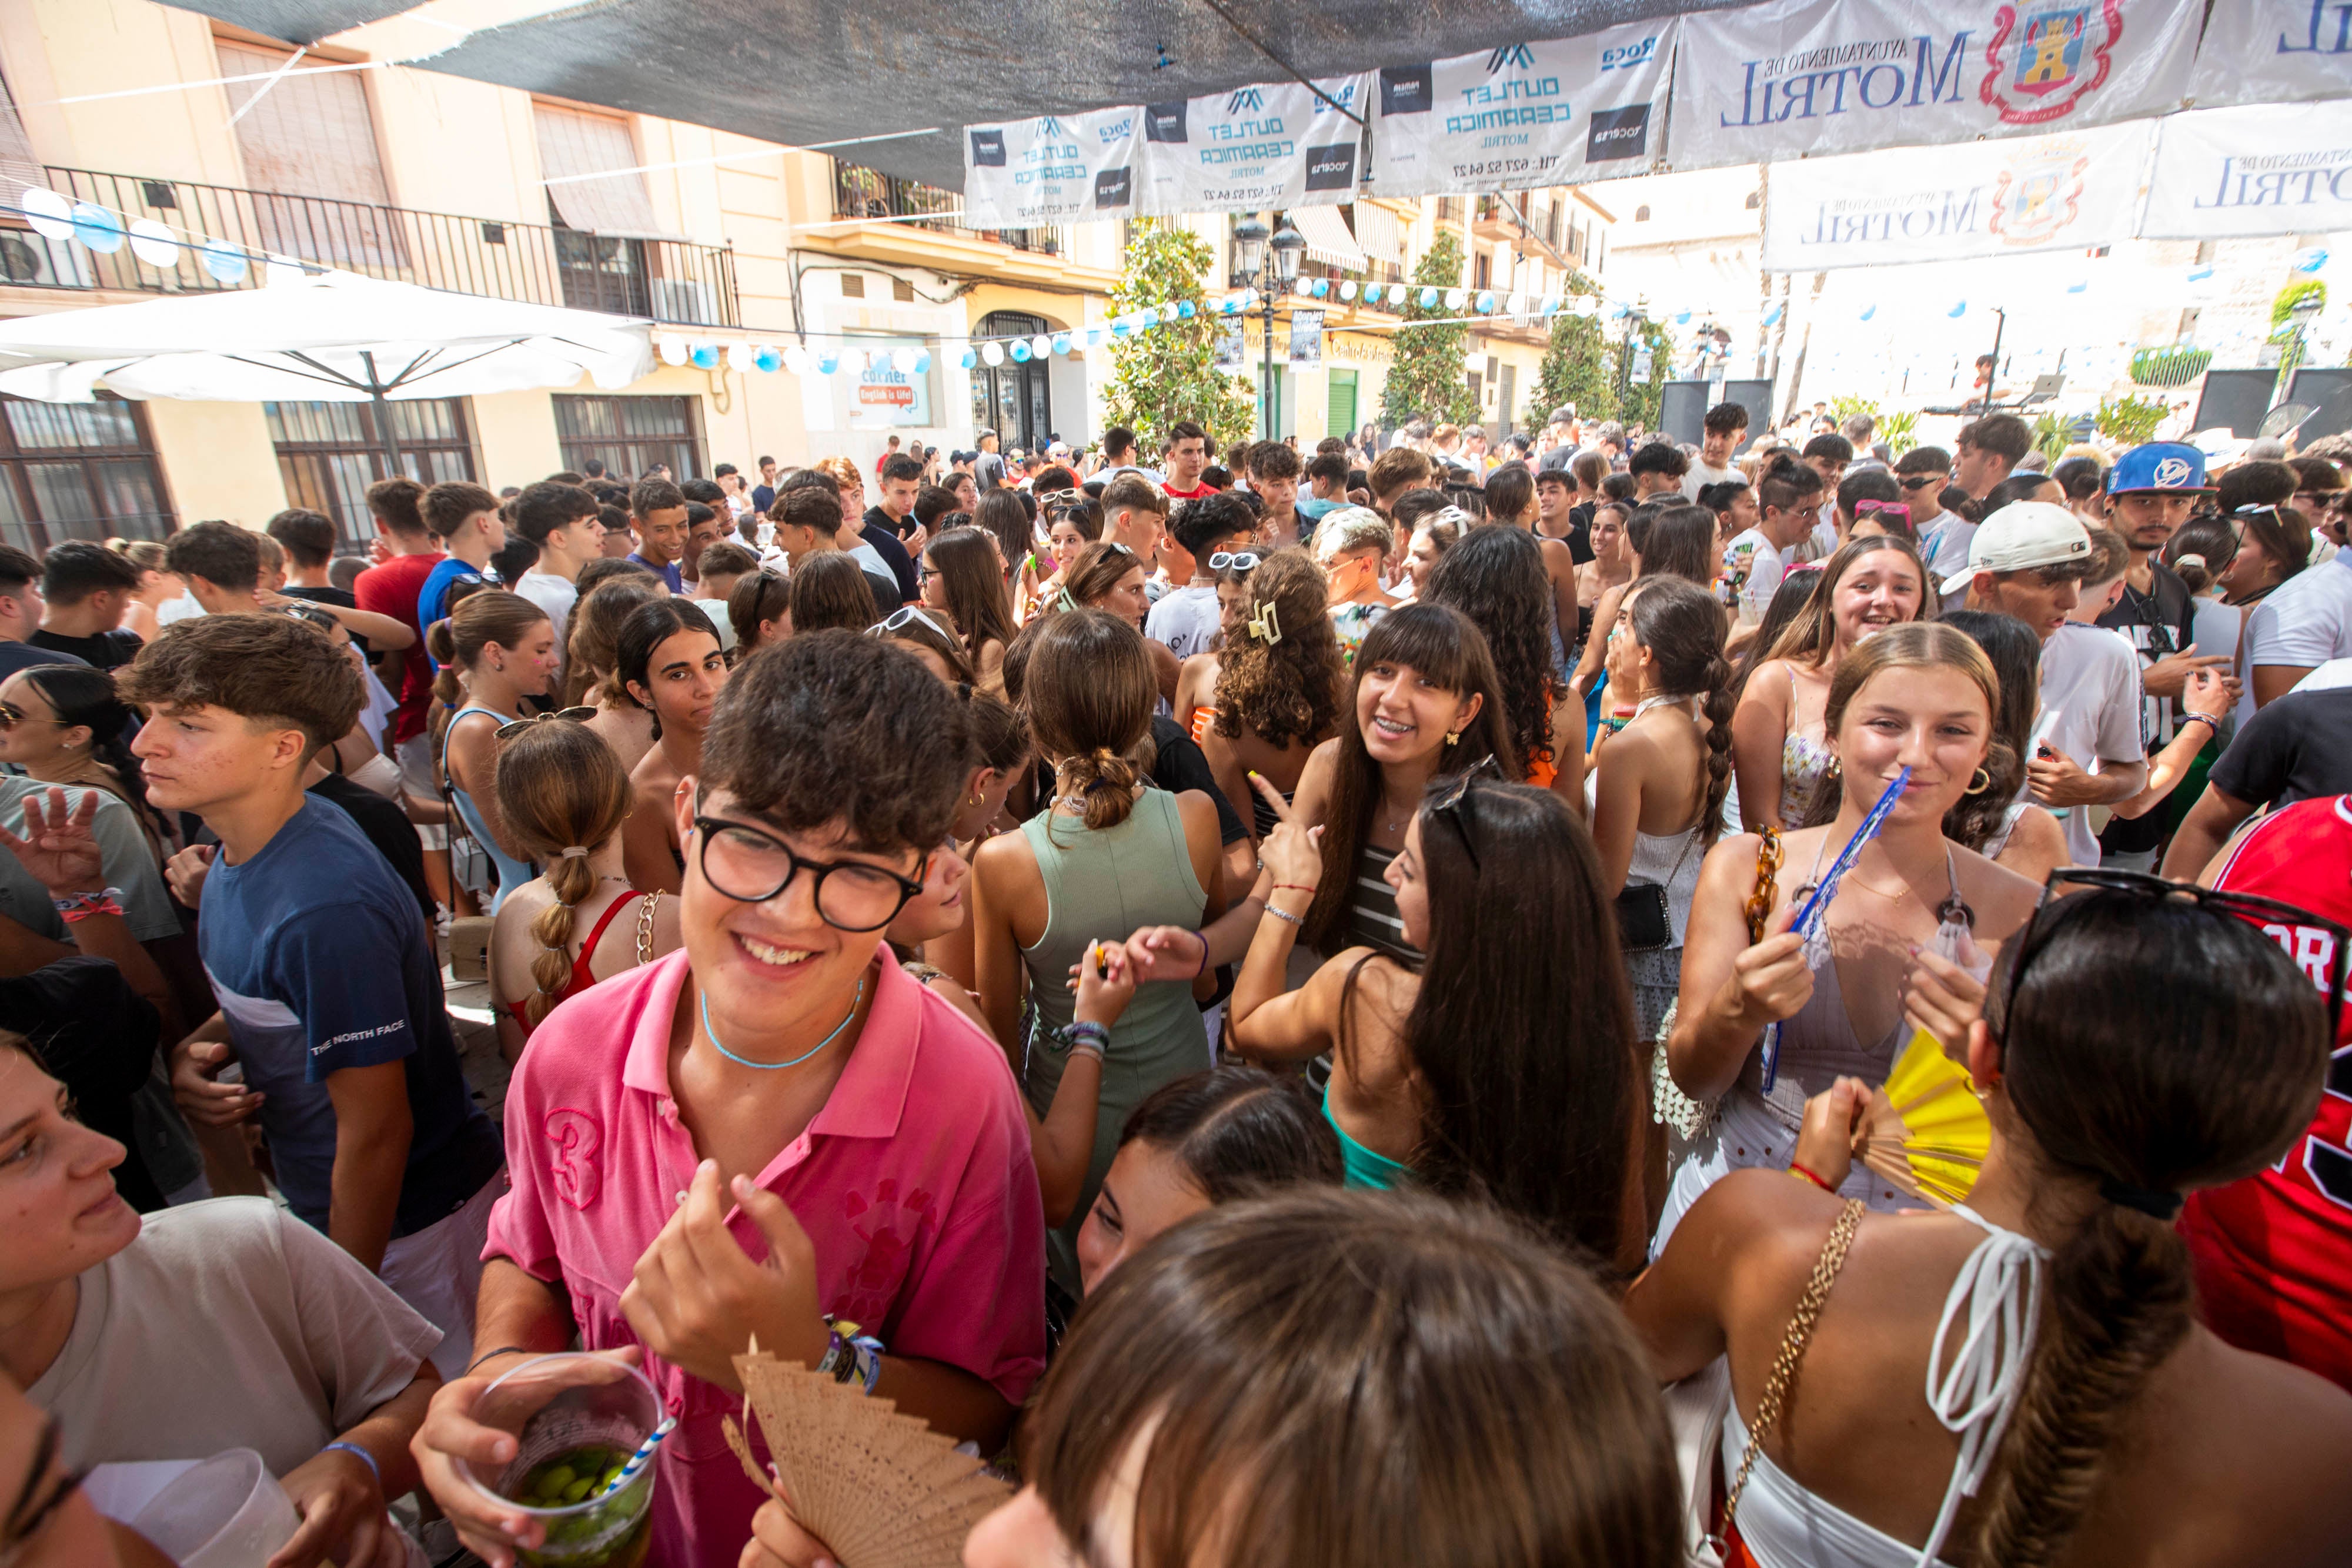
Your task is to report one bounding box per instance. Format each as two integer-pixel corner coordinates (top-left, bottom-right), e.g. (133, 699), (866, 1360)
(1668, 0), (2199, 170)
(1758, 119), (2154, 269)
(2187, 1), (2352, 109)
(962, 105), (1137, 228)
(1368, 20), (1680, 198)
(1134, 76), (1369, 216)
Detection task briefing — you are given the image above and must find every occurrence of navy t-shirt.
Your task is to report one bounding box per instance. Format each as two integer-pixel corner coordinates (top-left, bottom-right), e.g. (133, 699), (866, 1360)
(199, 795), (500, 1236)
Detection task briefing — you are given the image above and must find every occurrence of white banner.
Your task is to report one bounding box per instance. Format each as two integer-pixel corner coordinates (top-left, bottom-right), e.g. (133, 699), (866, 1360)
(1368, 21), (1678, 197)
(1759, 119), (2152, 269)
(1669, 0), (2197, 171)
(962, 105), (1137, 228)
(2144, 101), (2352, 237)
(2189, 2), (2352, 108)
(1135, 75), (1368, 215)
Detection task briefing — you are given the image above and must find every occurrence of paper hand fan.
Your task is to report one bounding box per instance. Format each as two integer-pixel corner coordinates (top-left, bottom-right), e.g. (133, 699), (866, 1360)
(1855, 1028), (1990, 1206)
(723, 1353), (1012, 1567)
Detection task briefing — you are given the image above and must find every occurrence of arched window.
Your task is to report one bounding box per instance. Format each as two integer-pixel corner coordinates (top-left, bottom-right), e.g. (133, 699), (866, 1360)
(1635, 205), (1651, 222)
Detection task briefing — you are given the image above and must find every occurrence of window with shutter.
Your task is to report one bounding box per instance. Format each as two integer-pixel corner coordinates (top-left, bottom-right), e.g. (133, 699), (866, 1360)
(215, 41), (405, 269)
(533, 106), (661, 235)
(0, 70), (47, 200)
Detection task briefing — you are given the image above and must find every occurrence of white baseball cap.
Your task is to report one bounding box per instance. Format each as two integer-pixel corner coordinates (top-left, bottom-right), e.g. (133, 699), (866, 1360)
(1937, 500), (2092, 596)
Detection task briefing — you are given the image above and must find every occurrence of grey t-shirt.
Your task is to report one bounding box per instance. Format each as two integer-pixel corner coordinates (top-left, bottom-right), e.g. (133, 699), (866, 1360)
(32, 1197), (440, 1475)
(0, 775), (177, 943)
(975, 451), (1008, 490)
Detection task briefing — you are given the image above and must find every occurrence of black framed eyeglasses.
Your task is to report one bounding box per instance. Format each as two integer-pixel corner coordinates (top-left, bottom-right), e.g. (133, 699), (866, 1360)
(1996, 867), (2348, 1046)
(1425, 754), (1501, 874)
(691, 796), (927, 931)
(494, 707), (598, 741)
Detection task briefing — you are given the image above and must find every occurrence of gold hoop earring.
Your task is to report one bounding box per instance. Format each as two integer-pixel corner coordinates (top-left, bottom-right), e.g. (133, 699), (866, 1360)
(1965, 767), (1992, 795)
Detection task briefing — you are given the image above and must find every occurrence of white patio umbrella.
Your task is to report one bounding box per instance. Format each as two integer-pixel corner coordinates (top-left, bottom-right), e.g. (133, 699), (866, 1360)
(0, 266), (654, 469)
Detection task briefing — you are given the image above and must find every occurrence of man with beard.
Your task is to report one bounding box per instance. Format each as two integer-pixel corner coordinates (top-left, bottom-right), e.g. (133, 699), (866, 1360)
(2096, 443), (2235, 868)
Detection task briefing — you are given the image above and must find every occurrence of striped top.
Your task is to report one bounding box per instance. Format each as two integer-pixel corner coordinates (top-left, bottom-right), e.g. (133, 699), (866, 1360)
(1344, 842), (1421, 960)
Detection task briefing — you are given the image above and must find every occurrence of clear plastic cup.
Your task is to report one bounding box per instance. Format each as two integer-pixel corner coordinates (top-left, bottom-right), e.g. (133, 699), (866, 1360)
(455, 1353), (664, 1568)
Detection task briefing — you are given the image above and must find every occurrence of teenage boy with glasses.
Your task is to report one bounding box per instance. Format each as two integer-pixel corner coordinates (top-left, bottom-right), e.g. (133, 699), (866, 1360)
(413, 633), (1044, 1568)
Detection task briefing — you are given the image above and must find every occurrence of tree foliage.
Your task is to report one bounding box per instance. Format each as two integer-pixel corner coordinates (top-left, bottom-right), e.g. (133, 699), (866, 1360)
(1381, 229), (1479, 428)
(1524, 270), (1615, 427)
(1103, 220), (1256, 456)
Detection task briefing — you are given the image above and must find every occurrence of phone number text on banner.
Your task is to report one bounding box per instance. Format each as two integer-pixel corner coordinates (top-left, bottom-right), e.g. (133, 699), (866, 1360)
(963, 105), (1137, 228)
(1759, 119), (2153, 270)
(1369, 21), (1678, 198)
(1669, 0), (2196, 171)
(1135, 76), (1368, 216)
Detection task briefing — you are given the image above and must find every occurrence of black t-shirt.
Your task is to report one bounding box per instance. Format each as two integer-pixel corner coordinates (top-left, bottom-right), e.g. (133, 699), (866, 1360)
(1150, 714), (1248, 847)
(282, 586), (369, 657)
(0, 640), (86, 678)
(27, 627), (142, 670)
(2096, 561), (2199, 857)
(857, 509), (920, 603)
(2209, 687), (2352, 812)
(1553, 503), (1596, 565)
(308, 773), (437, 928)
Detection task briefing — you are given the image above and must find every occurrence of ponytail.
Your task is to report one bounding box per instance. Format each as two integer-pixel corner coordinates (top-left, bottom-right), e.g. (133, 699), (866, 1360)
(1622, 576), (1733, 842)
(1024, 610), (1155, 835)
(493, 720), (634, 1024)
(1057, 745), (1144, 831)
(1697, 650), (1734, 845)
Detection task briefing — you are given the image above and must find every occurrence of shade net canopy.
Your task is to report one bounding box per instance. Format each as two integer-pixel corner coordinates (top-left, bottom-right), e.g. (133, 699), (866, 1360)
(168, 0), (1742, 190)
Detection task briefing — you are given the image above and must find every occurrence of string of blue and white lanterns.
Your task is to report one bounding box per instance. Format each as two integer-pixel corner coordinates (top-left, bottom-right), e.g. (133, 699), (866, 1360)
(14, 186), (264, 282)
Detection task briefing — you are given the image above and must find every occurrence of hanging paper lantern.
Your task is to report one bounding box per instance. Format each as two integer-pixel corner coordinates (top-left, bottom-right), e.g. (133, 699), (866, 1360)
(783, 345), (810, 374)
(914, 350), (933, 373)
(70, 203), (123, 253)
(2065, 279), (2089, 293)
(1029, 333), (1054, 357)
(1419, 286), (1439, 309)
(839, 348), (866, 374)
(198, 236), (248, 283)
(2294, 246), (2330, 274)
(1505, 292), (1525, 315)
(2187, 263), (2216, 282)
(1051, 333), (1071, 356)
(1444, 287), (1466, 310)
(1110, 317), (1132, 338)
(723, 342), (751, 369)
(1136, 310), (1160, 332)
(1855, 305), (1873, 322)
(957, 345), (977, 369)
(891, 346), (918, 373)
(657, 335), (689, 366)
(753, 345), (783, 373)
(1538, 293), (1561, 315)
(1010, 340), (1033, 362)
(1947, 300), (1967, 317)
(1175, 299), (1196, 319)
(690, 343), (720, 369)
(817, 353), (838, 375)
(1241, 288), (1260, 310)
(1337, 280), (1357, 302)
(981, 342), (1005, 365)
(1673, 309), (1692, 325)
(1475, 291), (1496, 313)
(20, 188), (71, 242)
(1312, 279), (1331, 299)
(127, 219), (179, 269)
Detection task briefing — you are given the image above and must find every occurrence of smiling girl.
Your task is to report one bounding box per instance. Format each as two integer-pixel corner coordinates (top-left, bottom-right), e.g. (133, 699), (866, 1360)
(1662, 623), (2039, 1251)
(1731, 534), (1927, 831)
(616, 597), (730, 894)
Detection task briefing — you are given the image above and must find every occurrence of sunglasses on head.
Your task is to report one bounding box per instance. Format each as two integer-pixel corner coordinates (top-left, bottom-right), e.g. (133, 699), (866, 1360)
(1425, 754), (1502, 873)
(494, 707), (598, 741)
(1855, 500), (1912, 521)
(1209, 551), (1262, 570)
(867, 604), (953, 642)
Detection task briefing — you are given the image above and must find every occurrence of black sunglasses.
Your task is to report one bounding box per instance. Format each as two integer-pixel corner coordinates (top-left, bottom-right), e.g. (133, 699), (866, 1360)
(1997, 867), (2348, 1046)
(1425, 755), (1502, 873)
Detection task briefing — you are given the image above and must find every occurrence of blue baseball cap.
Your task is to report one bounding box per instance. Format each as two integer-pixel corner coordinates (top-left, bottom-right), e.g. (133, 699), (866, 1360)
(2107, 442), (2213, 495)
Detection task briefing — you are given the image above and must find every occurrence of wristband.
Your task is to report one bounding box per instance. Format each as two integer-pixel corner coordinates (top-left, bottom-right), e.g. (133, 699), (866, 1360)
(1057, 1021), (1109, 1061)
(1262, 902), (1305, 929)
(51, 887), (123, 920)
(467, 1345), (533, 1373)
(1272, 883), (1317, 894)
(817, 1316), (884, 1395)
(322, 1441), (381, 1490)
(1787, 1161), (1838, 1193)
(2180, 711), (2220, 731)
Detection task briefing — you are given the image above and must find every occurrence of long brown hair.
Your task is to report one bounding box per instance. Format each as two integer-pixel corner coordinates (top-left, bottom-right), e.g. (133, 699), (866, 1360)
(1759, 533), (1927, 671)
(565, 575), (664, 707)
(1212, 549), (1344, 750)
(727, 569), (790, 658)
(923, 526), (1016, 664)
(1058, 540), (1145, 614)
(492, 720), (633, 1024)
(1622, 576), (1735, 844)
(1304, 604), (1515, 952)
(1024, 609), (1155, 835)
(1425, 525), (1561, 783)
(1972, 891), (2326, 1566)
(1025, 1189), (1682, 1568)
(1798, 621), (2015, 842)
(426, 590), (547, 764)
(786, 552), (878, 637)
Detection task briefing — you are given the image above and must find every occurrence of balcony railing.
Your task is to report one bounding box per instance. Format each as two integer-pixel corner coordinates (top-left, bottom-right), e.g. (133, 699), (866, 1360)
(832, 163), (1062, 256)
(2, 168), (740, 327)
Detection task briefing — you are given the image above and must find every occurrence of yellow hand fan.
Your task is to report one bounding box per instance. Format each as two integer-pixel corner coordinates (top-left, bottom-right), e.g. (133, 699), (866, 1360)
(1856, 1029), (1991, 1206)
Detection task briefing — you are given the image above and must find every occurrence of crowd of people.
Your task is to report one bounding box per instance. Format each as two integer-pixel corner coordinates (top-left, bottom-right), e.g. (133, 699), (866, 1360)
(4, 397), (2352, 1568)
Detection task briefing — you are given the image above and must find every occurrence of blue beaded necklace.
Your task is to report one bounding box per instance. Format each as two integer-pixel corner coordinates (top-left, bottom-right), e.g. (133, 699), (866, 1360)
(699, 972), (866, 1071)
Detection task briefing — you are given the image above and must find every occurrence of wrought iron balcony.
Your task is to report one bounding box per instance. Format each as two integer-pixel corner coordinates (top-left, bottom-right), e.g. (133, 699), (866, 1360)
(2, 168), (740, 327)
(831, 163), (1062, 255)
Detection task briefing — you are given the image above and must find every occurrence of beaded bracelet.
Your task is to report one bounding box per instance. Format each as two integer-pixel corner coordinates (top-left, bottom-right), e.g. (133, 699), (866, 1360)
(1061, 1021), (1108, 1062)
(1262, 903), (1305, 929)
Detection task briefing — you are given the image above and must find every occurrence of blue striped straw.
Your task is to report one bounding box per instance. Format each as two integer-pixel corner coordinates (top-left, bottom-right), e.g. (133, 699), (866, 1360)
(599, 1416), (677, 1497)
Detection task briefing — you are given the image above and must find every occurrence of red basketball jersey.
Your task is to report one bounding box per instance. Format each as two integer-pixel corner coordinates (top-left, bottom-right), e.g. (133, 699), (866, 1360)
(2179, 795), (2352, 1392)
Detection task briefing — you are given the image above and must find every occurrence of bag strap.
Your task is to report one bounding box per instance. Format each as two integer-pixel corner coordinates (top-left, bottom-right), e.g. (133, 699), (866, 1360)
(1743, 826), (1783, 944)
(1718, 1198), (1866, 1537)
(635, 891), (662, 966)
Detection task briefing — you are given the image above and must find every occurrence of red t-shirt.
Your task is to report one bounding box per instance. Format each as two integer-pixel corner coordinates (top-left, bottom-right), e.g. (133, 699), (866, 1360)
(1161, 480), (1211, 500)
(2179, 794), (2352, 1393)
(353, 550), (444, 744)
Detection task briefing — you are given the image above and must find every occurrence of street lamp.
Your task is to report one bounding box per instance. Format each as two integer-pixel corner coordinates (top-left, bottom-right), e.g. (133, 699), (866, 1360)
(1230, 216), (1305, 439)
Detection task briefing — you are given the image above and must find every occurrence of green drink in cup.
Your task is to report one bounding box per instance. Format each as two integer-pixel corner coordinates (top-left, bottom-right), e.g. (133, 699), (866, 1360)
(455, 1353), (666, 1568)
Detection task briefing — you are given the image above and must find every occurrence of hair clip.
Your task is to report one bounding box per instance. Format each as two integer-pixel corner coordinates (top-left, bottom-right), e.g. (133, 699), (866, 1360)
(1247, 600), (1282, 646)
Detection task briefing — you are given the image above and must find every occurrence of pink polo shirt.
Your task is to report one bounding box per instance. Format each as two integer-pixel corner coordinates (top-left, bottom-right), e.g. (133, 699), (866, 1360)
(483, 950), (1047, 1567)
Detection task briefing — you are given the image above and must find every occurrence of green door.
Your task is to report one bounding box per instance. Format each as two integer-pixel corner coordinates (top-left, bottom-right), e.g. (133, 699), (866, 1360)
(1328, 370), (1358, 442)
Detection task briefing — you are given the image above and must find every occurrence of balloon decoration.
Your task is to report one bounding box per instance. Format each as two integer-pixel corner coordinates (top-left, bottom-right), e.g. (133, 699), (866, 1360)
(69, 203), (123, 253)
(1947, 300), (1967, 318)
(690, 343), (720, 369)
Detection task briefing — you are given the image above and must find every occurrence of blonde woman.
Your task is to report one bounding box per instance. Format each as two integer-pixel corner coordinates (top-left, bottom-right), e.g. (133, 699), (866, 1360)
(487, 717), (681, 1063)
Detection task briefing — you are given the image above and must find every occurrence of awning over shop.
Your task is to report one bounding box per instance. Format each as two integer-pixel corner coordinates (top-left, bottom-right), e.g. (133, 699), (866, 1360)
(1288, 205), (1366, 275)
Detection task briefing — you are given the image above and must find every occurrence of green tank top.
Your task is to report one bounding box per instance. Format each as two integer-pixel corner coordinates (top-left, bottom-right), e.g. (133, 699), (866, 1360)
(1020, 786), (1210, 1293)
(1324, 1092), (1413, 1190)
